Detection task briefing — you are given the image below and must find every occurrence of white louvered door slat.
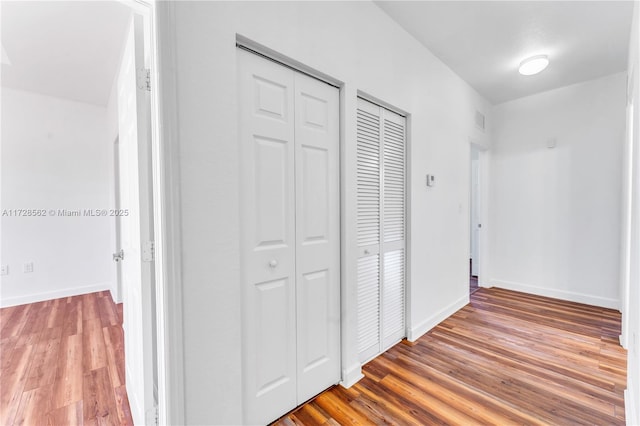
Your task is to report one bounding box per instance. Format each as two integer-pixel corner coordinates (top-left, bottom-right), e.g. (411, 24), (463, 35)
(382, 113), (405, 245)
(356, 102), (381, 249)
(382, 248), (405, 348)
(356, 255), (380, 361)
(356, 97), (406, 363)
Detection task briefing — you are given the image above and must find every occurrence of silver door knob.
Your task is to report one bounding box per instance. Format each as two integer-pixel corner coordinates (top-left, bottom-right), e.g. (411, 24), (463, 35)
(364, 249), (370, 255)
(268, 260), (278, 268)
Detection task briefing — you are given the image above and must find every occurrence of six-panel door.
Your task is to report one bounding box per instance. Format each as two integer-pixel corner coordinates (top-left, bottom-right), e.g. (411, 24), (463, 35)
(238, 49), (340, 425)
(293, 72), (341, 405)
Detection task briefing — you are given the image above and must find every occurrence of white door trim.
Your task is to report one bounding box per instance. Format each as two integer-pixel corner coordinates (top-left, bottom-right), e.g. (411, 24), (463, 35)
(236, 35), (342, 89)
(148, 1), (186, 425)
(120, 1), (186, 425)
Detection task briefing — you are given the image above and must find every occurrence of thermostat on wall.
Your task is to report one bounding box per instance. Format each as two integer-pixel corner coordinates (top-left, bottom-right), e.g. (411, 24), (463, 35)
(426, 174), (435, 187)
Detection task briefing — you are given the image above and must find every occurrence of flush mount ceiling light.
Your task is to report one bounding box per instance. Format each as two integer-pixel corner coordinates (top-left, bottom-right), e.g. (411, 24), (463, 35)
(518, 55), (549, 76)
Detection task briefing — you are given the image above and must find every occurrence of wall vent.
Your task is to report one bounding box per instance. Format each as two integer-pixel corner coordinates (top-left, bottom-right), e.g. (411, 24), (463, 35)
(475, 110), (485, 131)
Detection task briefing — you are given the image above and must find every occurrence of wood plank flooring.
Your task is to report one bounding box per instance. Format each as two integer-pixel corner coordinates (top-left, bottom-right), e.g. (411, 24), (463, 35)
(274, 287), (627, 425)
(0, 291), (133, 425)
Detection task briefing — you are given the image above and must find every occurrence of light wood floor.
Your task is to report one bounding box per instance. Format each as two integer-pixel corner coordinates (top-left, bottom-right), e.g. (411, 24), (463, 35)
(274, 287), (627, 425)
(0, 291), (133, 425)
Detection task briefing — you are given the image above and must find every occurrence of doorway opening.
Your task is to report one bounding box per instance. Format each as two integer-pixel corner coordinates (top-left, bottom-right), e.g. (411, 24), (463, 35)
(0, 1), (168, 424)
(470, 145), (481, 294)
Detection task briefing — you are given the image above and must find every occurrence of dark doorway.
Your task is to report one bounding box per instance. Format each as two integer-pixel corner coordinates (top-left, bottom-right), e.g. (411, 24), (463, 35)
(470, 259), (479, 294)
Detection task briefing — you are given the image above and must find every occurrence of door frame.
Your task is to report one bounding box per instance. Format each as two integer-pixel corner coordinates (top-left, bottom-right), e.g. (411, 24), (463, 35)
(469, 139), (489, 288)
(118, 1), (185, 424)
(112, 136), (123, 304)
(620, 73), (635, 349)
(470, 145), (480, 279)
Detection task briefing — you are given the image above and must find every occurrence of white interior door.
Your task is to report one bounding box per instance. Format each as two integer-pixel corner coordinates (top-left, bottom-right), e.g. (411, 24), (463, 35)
(113, 137), (122, 304)
(380, 108), (406, 351)
(294, 71), (340, 404)
(117, 13), (156, 425)
(470, 147), (480, 277)
(356, 99), (382, 363)
(238, 49), (340, 425)
(238, 49), (297, 425)
(356, 97), (406, 363)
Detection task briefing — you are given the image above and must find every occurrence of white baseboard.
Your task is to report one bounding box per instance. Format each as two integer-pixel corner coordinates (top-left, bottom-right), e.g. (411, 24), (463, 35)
(109, 281), (122, 304)
(626, 383), (639, 426)
(109, 288), (122, 304)
(407, 293), (469, 342)
(620, 334), (628, 349)
(489, 279), (620, 310)
(0, 282), (112, 308)
(340, 362), (364, 389)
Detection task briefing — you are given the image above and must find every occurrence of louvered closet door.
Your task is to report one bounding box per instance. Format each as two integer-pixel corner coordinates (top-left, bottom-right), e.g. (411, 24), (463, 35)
(356, 97), (406, 362)
(356, 98), (382, 362)
(380, 108), (406, 350)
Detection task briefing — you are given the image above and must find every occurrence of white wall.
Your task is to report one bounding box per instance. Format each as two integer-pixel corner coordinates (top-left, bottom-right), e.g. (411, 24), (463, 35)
(623, 2), (640, 424)
(489, 73), (626, 309)
(0, 88), (115, 306)
(160, 1), (490, 423)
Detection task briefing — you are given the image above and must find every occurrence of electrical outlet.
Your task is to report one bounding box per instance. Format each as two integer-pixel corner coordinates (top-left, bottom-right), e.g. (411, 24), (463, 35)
(23, 262), (34, 273)
(0, 265), (8, 276)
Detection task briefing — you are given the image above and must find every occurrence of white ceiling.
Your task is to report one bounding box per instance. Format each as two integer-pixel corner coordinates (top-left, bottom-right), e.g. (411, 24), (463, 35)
(1, 1), (633, 106)
(375, 1), (634, 104)
(1, 1), (131, 106)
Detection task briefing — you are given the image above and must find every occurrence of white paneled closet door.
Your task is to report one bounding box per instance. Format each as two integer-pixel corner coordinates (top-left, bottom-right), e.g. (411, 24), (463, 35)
(356, 97), (406, 363)
(294, 72), (341, 405)
(238, 49), (340, 425)
(238, 49), (297, 425)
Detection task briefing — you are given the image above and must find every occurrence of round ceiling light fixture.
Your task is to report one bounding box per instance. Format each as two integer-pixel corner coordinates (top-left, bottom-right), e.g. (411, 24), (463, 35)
(518, 55), (549, 76)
